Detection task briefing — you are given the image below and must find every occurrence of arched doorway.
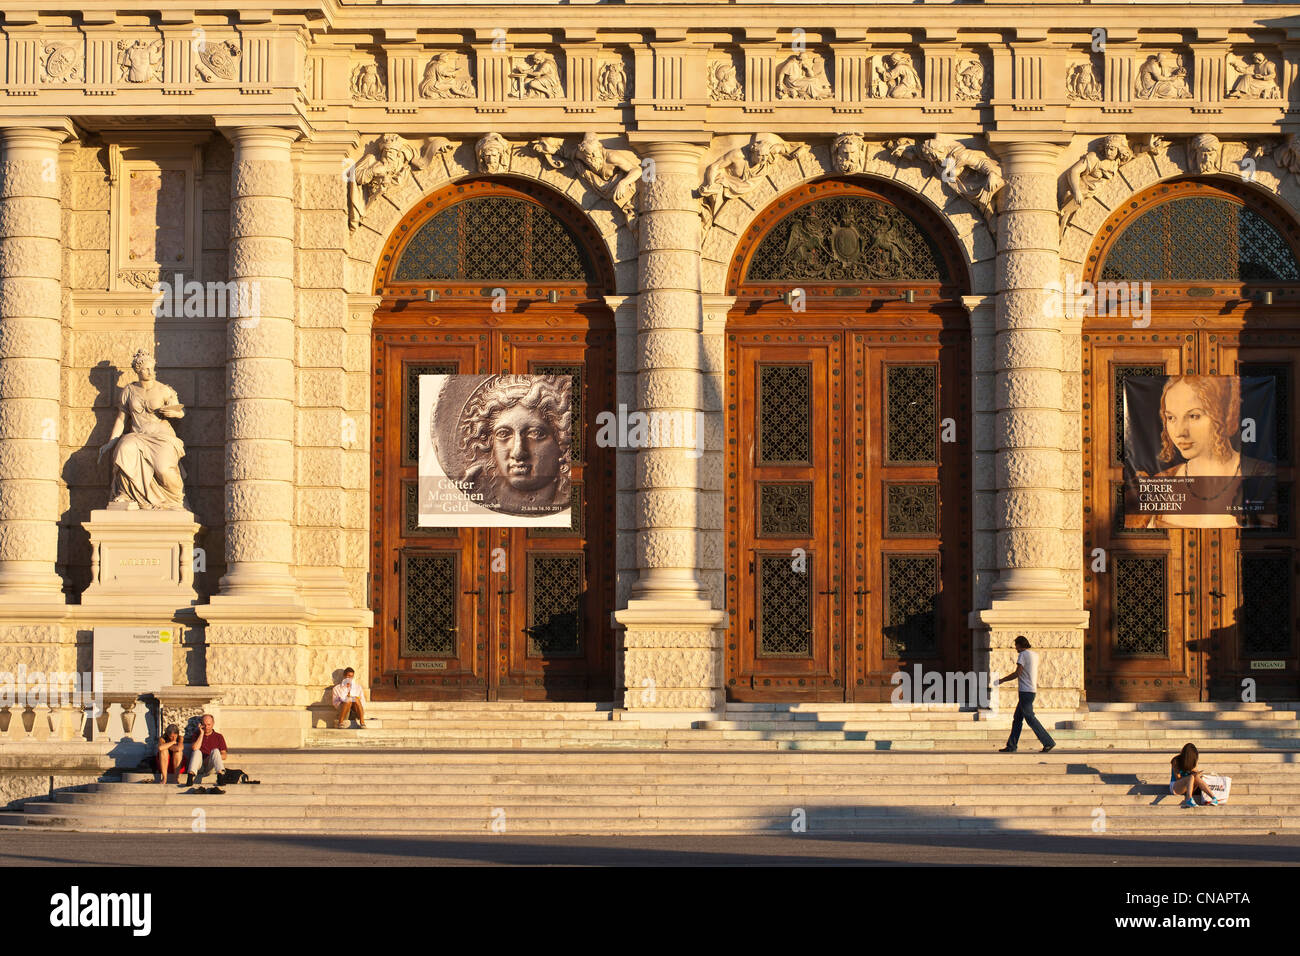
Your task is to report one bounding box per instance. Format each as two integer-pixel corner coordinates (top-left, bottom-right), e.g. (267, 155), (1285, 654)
(369, 178), (617, 701)
(1082, 178), (1300, 701)
(724, 179), (973, 702)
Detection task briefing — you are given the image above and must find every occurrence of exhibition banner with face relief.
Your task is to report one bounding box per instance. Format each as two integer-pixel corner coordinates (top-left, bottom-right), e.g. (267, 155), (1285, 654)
(1122, 374), (1277, 529)
(418, 373), (573, 527)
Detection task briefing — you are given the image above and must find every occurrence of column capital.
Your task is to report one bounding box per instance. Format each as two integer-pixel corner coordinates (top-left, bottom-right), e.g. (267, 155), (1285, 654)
(624, 135), (708, 169)
(985, 134), (1072, 168)
(216, 123), (306, 154)
(0, 121), (77, 156)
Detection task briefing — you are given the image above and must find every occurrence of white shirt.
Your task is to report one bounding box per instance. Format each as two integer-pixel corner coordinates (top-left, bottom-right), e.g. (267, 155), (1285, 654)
(1017, 649), (1038, 693)
(332, 677), (365, 705)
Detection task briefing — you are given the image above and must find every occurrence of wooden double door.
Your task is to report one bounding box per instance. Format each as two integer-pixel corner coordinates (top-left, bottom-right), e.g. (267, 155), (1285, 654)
(1084, 327), (1300, 700)
(725, 321), (971, 701)
(370, 319), (615, 701)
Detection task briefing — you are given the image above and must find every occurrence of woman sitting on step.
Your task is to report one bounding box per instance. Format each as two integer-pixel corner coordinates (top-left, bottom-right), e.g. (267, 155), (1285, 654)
(1170, 743), (1218, 808)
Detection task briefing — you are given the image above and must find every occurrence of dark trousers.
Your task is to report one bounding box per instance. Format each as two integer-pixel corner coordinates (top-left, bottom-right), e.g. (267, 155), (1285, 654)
(1007, 691), (1055, 749)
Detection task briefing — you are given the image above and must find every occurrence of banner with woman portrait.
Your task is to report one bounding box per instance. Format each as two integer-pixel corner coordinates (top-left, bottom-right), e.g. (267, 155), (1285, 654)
(1122, 374), (1277, 529)
(417, 373), (573, 527)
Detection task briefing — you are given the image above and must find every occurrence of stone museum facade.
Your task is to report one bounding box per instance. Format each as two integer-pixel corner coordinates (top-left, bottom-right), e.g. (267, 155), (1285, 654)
(2, 1), (1299, 748)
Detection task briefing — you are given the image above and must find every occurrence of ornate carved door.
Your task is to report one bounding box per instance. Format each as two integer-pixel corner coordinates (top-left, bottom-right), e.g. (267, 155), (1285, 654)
(1082, 180), (1300, 701)
(724, 180), (972, 702)
(369, 179), (616, 701)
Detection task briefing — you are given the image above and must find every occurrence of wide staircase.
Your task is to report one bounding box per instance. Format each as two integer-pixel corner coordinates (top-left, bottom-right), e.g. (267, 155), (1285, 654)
(6, 701), (1299, 835)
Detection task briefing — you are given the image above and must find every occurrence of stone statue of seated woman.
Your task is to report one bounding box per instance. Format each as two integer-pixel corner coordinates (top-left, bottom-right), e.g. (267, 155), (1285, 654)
(97, 349), (189, 511)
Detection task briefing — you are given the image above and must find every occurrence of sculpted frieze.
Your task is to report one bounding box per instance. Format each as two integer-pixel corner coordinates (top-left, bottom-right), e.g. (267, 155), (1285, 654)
(954, 57), (986, 102)
(350, 61), (387, 101)
(597, 59), (628, 101)
(420, 52), (475, 99)
(1066, 60), (1102, 101)
(1135, 53), (1191, 100)
(776, 52), (832, 100)
(41, 40), (83, 84)
(117, 39), (162, 84)
(196, 40), (241, 82)
(708, 57), (743, 101)
(509, 52), (564, 99)
(1227, 52), (1281, 100)
(872, 52), (922, 99)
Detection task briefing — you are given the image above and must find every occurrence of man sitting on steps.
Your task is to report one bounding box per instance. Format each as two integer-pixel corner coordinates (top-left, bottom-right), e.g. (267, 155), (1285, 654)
(184, 714), (229, 787)
(333, 667), (367, 729)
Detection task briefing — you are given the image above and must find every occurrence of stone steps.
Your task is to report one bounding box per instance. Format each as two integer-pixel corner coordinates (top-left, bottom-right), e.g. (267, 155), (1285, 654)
(16, 702), (1297, 835)
(53, 786), (1294, 806)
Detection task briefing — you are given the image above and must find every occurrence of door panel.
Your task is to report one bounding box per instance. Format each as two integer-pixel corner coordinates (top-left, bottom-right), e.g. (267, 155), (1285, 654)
(371, 323), (614, 701)
(726, 323), (970, 702)
(1084, 331), (1300, 699)
(731, 339), (841, 699)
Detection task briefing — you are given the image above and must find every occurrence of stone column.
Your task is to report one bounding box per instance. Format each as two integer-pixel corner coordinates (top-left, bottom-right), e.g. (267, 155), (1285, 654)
(198, 124), (309, 749)
(0, 124), (73, 604)
(613, 137), (726, 727)
(971, 136), (1088, 711)
(209, 125), (301, 604)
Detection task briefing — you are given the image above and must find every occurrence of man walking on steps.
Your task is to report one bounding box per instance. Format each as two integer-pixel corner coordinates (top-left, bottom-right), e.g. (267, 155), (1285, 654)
(997, 635), (1056, 753)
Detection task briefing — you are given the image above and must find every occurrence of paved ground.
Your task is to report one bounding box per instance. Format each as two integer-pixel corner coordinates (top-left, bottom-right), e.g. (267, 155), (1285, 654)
(1, 830), (1298, 866)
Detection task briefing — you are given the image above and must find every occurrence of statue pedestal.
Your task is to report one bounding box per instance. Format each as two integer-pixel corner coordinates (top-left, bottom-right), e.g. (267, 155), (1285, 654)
(81, 509), (202, 612)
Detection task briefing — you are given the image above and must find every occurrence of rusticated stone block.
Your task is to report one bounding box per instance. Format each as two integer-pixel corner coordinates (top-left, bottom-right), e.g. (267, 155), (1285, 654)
(635, 488), (698, 530)
(998, 528), (1066, 570)
(997, 249), (1060, 292)
(298, 249), (346, 289)
(295, 488), (345, 528)
(996, 407), (1062, 448)
(640, 176), (698, 215)
(1000, 173), (1057, 212)
(638, 368), (702, 409)
(998, 330), (1060, 371)
(998, 209), (1058, 252)
(637, 329), (702, 370)
(635, 447), (697, 489)
(996, 488), (1063, 528)
(298, 173), (347, 212)
(0, 162), (60, 201)
(638, 289), (700, 330)
(997, 367), (1062, 408)
(296, 368), (346, 407)
(0, 316), (61, 361)
(228, 238), (295, 281)
(0, 358), (60, 401)
(636, 528), (695, 570)
(0, 237), (62, 280)
(296, 527), (346, 566)
(640, 249), (702, 292)
(296, 328), (348, 368)
(231, 159), (294, 201)
(997, 447), (1064, 488)
(225, 480), (294, 520)
(225, 440), (294, 482)
(222, 523), (293, 566)
(227, 400), (294, 441)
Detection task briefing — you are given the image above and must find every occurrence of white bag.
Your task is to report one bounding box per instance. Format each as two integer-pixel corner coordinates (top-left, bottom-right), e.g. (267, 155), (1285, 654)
(1199, 773), (1231, 804)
